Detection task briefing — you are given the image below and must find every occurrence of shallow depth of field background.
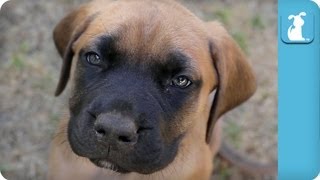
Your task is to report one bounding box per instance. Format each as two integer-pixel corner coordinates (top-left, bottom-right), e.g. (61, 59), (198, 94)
(0, 0), (277, 179)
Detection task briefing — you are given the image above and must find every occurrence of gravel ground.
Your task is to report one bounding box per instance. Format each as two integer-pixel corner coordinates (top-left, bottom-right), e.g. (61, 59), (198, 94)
(0, 0), (277, 179)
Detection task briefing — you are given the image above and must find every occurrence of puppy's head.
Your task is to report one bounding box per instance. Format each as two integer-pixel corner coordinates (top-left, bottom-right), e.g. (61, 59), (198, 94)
(53, 0), (256, 174)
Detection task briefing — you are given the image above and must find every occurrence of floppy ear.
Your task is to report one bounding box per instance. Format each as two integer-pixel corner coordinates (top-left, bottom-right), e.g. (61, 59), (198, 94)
(205, 22), (257, 143)
(288, 15), (295, 20)
(299, 12), (306, 17)
(53, 4), (98, 96)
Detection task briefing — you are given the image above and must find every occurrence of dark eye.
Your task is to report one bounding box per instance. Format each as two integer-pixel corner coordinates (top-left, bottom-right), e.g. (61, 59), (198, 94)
(86, 52), (101, 65)
(171, 76), (192, 88)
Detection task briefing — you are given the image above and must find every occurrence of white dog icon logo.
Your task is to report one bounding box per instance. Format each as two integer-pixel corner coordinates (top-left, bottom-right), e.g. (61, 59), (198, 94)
(287, 12), (307, 41)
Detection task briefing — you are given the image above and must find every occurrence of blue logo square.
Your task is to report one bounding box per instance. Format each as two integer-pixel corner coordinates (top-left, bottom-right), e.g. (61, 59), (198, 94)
(281, 12), (314, 44)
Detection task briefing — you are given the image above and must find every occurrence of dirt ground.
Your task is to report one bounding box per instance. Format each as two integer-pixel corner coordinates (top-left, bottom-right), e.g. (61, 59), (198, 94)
(0, 0), (277, 179)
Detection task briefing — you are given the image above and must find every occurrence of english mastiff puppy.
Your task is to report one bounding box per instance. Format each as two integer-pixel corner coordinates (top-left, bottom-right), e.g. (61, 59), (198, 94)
(48, 0), (256, 179)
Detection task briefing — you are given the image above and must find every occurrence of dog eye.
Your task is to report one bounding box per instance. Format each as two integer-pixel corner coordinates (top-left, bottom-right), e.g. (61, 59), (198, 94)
(86, 52), (101, 65)
(171, 76), (192, 88)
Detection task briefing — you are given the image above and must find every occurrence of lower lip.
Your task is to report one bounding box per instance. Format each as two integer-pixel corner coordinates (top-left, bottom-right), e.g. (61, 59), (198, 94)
(90, 159), (130, 173)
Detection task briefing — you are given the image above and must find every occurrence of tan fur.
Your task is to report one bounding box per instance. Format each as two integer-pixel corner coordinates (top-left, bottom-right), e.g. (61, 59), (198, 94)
(49, 0), (256, 179)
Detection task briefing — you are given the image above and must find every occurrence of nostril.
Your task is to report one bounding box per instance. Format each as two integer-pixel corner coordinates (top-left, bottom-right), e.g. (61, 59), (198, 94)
(118, 136), (132, 143)
(95, 127), (106, 137)
(118, 133), (138, 144)
(137, 128), (143, 134)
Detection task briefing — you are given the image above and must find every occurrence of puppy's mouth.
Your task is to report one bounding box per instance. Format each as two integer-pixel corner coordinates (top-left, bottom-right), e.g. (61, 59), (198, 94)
(89, 158), (130, 173)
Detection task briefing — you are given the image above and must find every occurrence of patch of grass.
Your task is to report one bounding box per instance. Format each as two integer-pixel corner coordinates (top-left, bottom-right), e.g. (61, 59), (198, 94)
(232, 31), (249, 55)
(19, 41), (29, 54)
(213, 9), (231, 26)
(213, 158), (232, 180)
(261, 91), (271, 102)
(50, 113), (60, 122)
(251, 15), (265, 30)
(9, 41), (30, 70)
(224, 121), (242, 148)
(219, 166), (232, 180)
(32, 74), (54, 91)
(11, 54), (25, 69)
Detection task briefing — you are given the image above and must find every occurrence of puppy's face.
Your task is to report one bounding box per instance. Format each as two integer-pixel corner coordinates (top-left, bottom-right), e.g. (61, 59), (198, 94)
(53, 0), (256, 175)
(69, 37), (202, 174)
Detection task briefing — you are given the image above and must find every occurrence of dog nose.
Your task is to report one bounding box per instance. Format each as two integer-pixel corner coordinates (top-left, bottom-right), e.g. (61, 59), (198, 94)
(94, 114), (138, 145)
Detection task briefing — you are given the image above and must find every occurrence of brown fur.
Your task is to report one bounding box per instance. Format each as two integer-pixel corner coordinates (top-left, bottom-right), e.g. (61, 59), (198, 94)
(49, 0), (256, 179)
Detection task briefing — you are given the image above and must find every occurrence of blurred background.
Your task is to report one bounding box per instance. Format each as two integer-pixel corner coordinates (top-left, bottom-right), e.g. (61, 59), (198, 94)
(0, 0), (277, 179)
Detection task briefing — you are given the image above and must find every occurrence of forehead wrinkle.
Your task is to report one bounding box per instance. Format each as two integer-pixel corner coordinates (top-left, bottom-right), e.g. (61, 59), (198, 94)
(116, 18), (171, 59)
(78, 0), (207, 73)
(81, 0), (207, 61)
